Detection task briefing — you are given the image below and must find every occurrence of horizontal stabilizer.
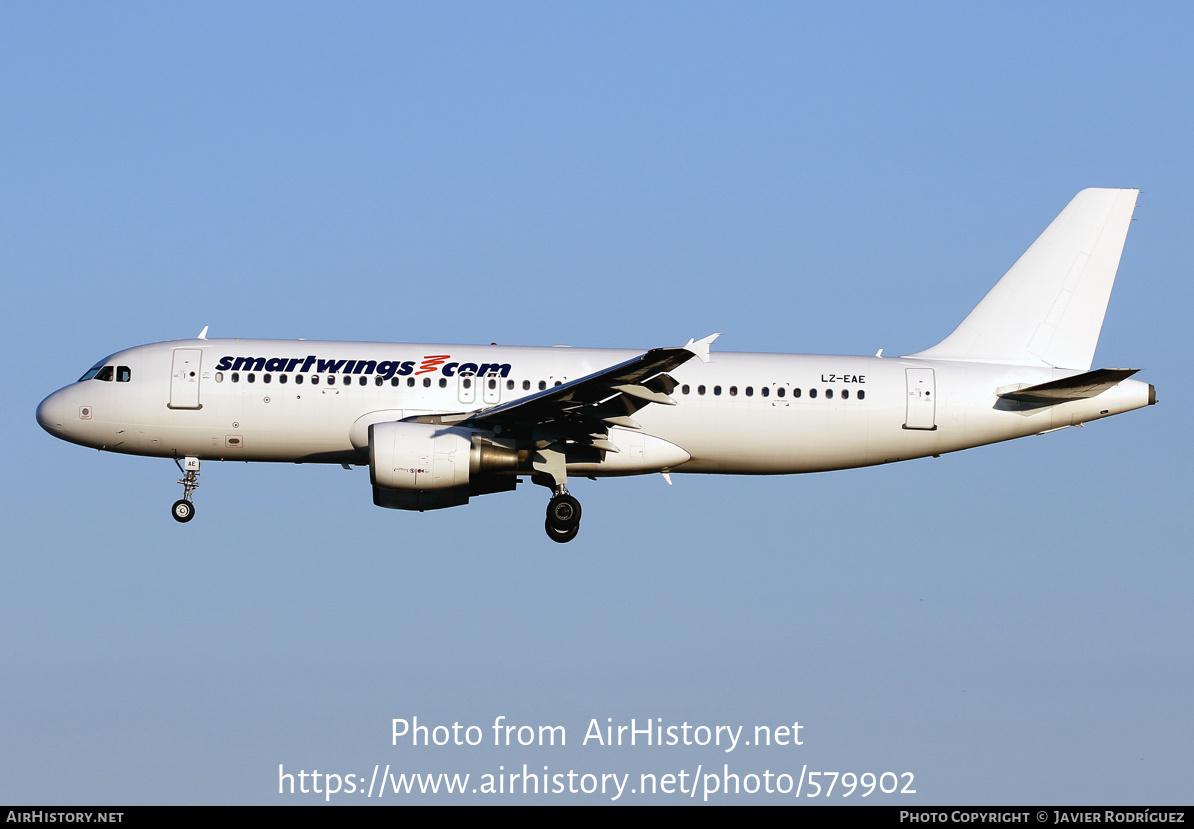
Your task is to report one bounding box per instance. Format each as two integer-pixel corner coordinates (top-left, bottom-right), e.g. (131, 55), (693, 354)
(998, 368), (1139, 403)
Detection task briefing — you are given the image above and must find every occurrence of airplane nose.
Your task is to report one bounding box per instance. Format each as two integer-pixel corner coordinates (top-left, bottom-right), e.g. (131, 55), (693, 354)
(36, 390), (65, 434)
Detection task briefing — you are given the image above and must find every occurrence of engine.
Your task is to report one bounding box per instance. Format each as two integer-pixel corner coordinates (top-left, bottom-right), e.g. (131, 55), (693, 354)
(368, 421), (526, 511)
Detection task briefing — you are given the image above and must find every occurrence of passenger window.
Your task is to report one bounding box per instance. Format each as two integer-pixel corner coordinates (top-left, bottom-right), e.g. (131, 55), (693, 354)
(407, 378), (415, 387)
(761, 387), (769, 397)
(327, 376), (335, 385)
(390, 378), (399, 386)
(554, 380), (562, 387)
(489, 379), (497, 390)
(793, 388), (801, 398)
(681, 384), (690, 395)
(263, 374), (271, 384)
(841, 389), (848, 399)
(463, 378), (472, 389)
(376, 377), (383, 386)
(538, 381), (546, 390)
(776, 387), (784, 398)
(215, 372), (224, 383)
(523, 380), (531, 390)
(858, 390), (866, 400)
(825, 388), (833, 399)
(698, 385), (706, 395)
(729, 386), (737, 396)
(714, 386), (722, 396)
(279, 374), (288, 384)
(506, 380), (514, 390)
(359, 376), (367, 386)
(248, 373), (256, 383)
(232, 372), (240, 383)
(745, 386), (753, 397)
(311, 375), (319, 385)
(423, 378), (431, 387)
(296, 375), (304, 385)
(808, 388), (816, 398)
(117, 366), (131, 382)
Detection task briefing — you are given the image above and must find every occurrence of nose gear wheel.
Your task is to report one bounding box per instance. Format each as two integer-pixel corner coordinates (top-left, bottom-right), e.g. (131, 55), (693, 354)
(172, 499), (195, 522)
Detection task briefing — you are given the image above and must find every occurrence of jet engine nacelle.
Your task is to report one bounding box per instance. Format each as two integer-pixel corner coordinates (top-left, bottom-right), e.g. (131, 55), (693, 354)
(368, 421), (523, 511)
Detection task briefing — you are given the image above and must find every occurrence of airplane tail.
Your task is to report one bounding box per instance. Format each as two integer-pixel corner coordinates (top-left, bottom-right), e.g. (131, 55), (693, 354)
(909, 188), (1139, 371)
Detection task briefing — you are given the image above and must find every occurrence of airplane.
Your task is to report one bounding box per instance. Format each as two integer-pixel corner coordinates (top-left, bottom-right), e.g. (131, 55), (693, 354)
(36, 188), (1156, 543)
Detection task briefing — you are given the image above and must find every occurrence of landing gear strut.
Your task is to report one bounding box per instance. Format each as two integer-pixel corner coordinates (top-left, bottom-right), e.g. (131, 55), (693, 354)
(544, 489), (581, 543)
(172, 456), (199, 523)
(533, 442), (582, 542)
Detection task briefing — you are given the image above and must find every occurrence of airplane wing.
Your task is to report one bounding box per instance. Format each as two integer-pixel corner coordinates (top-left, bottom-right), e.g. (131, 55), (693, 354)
(426, 334), (719, 451)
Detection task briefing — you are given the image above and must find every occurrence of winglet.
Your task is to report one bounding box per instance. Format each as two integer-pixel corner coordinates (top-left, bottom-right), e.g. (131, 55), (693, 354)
(683, 332), (720, 363)
(197, 326), (209, 340)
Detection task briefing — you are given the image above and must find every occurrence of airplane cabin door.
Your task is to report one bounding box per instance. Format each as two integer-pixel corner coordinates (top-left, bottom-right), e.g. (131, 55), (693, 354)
(169, 349), (203, 409)
(904, 368), (936, 430)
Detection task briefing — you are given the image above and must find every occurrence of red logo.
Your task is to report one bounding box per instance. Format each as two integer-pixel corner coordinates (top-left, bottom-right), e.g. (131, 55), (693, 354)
(415, 355), (451, 375)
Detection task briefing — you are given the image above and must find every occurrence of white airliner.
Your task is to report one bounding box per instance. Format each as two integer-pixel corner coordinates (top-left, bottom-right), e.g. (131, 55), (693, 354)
(37, 189), (1155, 542)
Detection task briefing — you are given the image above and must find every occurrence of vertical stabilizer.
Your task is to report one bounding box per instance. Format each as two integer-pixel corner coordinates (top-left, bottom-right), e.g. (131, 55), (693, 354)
(909, 188), (1138, 371)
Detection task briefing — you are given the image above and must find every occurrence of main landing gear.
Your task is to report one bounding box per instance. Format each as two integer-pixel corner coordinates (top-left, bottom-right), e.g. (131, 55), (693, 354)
(172, 456), (200, 523)
(544, 489), (581, 543)
(533, 443), (583, 543)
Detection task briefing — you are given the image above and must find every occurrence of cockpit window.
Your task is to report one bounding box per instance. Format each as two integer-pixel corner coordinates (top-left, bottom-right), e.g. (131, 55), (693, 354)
(79, 352), (122, 382)
(80, 365), (128, 381)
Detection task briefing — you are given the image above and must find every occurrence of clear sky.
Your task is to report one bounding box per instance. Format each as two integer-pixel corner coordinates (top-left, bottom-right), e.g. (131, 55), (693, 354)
(3, 2), (1192, 804)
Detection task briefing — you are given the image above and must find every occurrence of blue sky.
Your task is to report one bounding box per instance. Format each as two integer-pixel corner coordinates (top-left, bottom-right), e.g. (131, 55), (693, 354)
(3, 2), (1192, 804)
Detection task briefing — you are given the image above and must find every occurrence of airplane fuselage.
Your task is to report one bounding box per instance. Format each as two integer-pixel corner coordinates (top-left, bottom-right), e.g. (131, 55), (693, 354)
(37, 338), (1153, 475)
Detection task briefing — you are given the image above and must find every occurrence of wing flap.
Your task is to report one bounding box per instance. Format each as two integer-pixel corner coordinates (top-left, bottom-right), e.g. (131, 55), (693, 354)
(608, 383), (676, 405)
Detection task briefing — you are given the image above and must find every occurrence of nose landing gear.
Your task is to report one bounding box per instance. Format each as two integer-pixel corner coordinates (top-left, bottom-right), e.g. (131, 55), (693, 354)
(545, 490), (581, 543)
(172, 456), (200, 523)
